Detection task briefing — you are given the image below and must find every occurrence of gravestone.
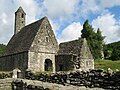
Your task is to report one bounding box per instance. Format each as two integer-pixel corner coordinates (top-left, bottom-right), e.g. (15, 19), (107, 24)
(12, 68), (21, 78)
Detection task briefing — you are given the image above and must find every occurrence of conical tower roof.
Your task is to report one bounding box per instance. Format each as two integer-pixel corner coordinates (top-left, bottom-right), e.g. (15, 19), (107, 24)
(15, 6), (26, 15)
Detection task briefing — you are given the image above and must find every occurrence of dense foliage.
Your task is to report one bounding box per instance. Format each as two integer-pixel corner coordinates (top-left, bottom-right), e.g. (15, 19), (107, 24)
(0, 44), (6, 56)
(104, 41), (120, 60)
(81, 20), (104, 59)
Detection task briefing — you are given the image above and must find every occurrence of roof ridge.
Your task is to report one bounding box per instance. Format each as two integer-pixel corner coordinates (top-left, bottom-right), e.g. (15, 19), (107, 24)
(60, 38), (82, 44)
(24, 17), (46, 28)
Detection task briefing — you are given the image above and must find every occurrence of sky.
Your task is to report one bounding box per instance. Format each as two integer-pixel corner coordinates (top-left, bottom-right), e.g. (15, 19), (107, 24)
(0, 0), (120, 44)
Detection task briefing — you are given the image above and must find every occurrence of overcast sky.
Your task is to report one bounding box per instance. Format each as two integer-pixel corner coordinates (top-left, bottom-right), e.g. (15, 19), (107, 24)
(0, 0), (120, 44)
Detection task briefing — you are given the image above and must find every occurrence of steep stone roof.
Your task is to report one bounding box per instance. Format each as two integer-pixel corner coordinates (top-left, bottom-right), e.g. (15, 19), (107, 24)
(4, 17), (46, 56)
(58, 38), (83, 55)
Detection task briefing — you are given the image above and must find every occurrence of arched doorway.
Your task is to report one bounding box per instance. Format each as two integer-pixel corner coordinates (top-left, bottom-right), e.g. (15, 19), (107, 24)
(44, 59), (53, 71)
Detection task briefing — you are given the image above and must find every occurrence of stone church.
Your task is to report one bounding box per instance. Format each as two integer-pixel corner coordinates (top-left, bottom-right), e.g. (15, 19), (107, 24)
(0, 7), (94, 75)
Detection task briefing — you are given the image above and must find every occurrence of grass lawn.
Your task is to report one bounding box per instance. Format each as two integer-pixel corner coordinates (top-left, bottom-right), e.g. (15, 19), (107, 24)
(95, 60), (120, 71)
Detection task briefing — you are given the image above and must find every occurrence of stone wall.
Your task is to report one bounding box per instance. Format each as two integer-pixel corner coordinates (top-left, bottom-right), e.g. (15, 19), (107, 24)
(0, 55), (14, 71)
(57, 38), (94, 71)
(24, 69), (120, 90)
(80, 38), (94, 70)
(11, 79), (104, 90)
(28, 52), (56, 73)
(55, 55), (75, 71)
(28, 17), (58, 73)
(0, 52), (28, 73)
(0, 78), (13, 90)
(29, 17), (58, 54)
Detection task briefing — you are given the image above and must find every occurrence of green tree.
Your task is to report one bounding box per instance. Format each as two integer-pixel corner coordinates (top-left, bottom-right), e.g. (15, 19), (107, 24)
(104, 41), (120, 60)
(111, 45), (120, 60)
(81, 20), (95, 39)
(81, 20), (104, 59)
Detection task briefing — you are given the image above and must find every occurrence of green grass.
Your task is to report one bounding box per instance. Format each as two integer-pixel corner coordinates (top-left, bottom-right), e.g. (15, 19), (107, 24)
(95, 60), (120, 71)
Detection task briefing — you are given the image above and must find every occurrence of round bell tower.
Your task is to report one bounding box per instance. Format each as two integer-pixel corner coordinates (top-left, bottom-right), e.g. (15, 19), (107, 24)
(14, 6), (26, 34)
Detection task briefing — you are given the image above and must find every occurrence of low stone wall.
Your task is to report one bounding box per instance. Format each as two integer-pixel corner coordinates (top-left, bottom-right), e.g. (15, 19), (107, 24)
(0, 78), (104, 90)
(13, 79), (105, 90)
(0, 78), (13, 90)
(0, 71), (12, 79)
(25, 70), (120, 89)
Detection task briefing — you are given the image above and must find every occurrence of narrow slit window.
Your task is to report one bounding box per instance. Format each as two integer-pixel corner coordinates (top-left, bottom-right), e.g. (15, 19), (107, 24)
(22, 13), (24, 18)
(46, 36), (49, 42)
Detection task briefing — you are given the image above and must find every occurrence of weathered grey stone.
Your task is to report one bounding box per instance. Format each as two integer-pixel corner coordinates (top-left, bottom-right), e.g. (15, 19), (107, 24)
(12, 78), (104, 90)
(56, 38), (94, 71)
(0, 78), (13, 90)
(0, 7), (94, 76)
(14, 6), (26, 34)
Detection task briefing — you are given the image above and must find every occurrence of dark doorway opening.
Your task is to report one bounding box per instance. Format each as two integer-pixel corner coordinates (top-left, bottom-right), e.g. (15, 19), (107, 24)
(44, 59), (53, 71)
(59, 64), (63, 71)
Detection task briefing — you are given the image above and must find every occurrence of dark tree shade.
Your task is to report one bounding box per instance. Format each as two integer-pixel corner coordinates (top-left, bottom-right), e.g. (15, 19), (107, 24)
(104, 41), (120, 60)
